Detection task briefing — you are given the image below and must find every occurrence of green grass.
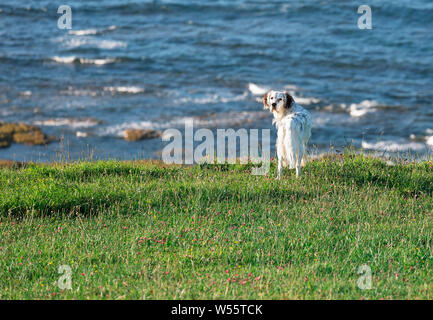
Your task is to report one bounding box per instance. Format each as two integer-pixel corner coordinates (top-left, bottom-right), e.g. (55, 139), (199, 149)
(0, 154), (432, 299)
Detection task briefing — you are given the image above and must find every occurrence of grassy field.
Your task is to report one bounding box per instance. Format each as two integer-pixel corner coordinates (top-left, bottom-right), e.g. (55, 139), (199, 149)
(0, 153), (432, 299)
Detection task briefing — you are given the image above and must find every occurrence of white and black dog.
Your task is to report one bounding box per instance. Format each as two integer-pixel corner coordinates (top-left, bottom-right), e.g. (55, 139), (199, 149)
(262, 90), (312, 178)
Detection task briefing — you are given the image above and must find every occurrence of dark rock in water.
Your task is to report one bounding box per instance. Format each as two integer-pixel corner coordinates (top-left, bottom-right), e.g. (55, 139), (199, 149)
(0, 133), (12, 148)
(0, 122), (57, 147)
(124, 129), (162, 141)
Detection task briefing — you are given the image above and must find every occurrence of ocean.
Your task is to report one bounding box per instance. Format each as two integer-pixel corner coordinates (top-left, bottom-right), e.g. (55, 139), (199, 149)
(1, 0), (432, 161)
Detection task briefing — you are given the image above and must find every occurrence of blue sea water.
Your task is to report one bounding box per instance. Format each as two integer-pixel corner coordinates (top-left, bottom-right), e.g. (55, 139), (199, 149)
(0, 0), (432, 161)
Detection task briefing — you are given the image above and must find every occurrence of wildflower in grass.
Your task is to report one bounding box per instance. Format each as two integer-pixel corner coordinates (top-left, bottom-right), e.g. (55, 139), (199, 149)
(225, 270), (229, 274)
(81, 273), (85, 276)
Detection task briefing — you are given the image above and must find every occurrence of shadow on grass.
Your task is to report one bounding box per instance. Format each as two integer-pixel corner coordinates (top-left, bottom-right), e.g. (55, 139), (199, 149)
(23, 165), (181, 182)
(147, 184), (313, 210)
(1, 193), (127, 218)
(335, 165), (431, 196)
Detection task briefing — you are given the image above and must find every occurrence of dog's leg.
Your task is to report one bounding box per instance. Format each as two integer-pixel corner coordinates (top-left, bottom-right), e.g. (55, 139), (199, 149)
(295, 152), (302, 177)
(295, 141), (304, 177)
(276, 134), (283, 180)
(296, 162), (301, 177)
(301, 153), (307, 167)
(277, 160), (282, 180)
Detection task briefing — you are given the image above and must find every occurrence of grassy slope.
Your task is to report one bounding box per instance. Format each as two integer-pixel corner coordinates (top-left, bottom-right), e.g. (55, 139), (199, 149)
(0, 154), (432, 299)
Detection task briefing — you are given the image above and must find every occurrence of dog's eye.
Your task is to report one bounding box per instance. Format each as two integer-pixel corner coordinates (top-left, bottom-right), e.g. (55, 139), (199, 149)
(278, 98), (282, 101)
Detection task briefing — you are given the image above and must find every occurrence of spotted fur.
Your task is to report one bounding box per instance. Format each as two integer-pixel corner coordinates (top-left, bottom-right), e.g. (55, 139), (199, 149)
(262, 90), (312, 178)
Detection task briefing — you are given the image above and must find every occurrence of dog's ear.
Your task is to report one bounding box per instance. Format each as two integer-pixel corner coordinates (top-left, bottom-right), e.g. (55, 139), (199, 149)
(263, 91), (270, 110)
(284, 92), (294, 109)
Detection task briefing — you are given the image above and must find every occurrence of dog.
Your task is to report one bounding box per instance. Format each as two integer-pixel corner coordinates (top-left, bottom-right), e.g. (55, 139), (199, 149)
(262, 90), (312, 178)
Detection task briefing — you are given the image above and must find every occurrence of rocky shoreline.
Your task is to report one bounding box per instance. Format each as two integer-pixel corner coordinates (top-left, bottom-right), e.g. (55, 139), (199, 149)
(0, 122), (57, 148)
(124, 129), (162, 141)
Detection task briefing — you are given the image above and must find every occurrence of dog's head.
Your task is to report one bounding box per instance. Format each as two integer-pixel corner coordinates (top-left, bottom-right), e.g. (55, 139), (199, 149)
(262, 90), (294, 114)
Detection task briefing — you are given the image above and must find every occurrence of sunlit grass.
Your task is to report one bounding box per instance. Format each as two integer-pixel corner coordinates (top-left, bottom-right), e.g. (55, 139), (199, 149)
(0, 153), (432, 299)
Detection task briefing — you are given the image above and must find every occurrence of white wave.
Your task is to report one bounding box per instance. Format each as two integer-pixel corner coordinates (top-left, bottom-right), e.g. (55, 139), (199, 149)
(343, 100), (380, 117)
(101, 111), (268, 137)
(362, 140), (427, 152)
(174, 92), (248, 105)
(284, 86), (320, 105)
(68, 25), (116, 36)
(426, 128), (433, 135)
(102, 121), (155, 137)
(76, 131), (89, 138)
(60, 87), (99, 97)
(82, 58), (117, 65)
(293, 96), (321, 105)
(19, 90), (32, 96)
(69, 29), (98, 36)
(34, 118), (101, 129)
(248, 83), (268, 96)
(63, 38), (126, 49)
(51, 56), (77, 64)
(95, 40), (126, 49)
(51, 56), (117, 65)
(104, 86), (145, 94)
(60, 86), (144, 96)
(173, 111), (266, 128)
(312, 111), (352, 128)
(426, 136), (433, 146)
(221, 92), (248, 103)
